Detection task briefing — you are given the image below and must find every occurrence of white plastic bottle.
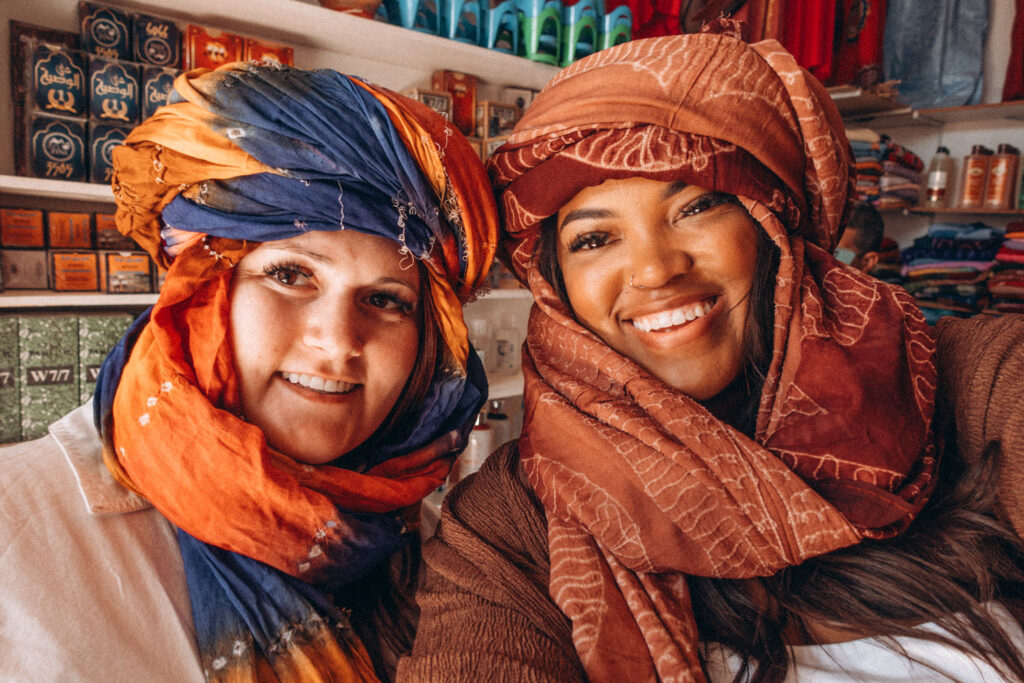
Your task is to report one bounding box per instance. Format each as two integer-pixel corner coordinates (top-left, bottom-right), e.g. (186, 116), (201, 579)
(467, 316), (495, 374)
(493, 311), (521, 375)
(458, 410), (493, 480)
(923, 146), (955, 209)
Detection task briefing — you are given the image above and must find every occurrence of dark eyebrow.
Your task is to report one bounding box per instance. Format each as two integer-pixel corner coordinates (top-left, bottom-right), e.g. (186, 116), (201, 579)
(263, 243), (330, 263)
(559, 181), (692, 231)
(663, 180), (689, 200)
(558, 207), (617, 231)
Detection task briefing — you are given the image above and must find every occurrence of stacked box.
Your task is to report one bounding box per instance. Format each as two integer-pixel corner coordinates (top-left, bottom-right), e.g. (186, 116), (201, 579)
(0, 209), (45, 248)
(88, 56), (140, 125)
(0, 316), (20, 444)
(50, 251), (99, 291)
(185, 25), (243, 70)
(94, 212), (135, 250)
(29, 114), (88, 182)
(100, 250), (152, 292)
(431, 70), (477, 136)
(78, 312), (133, 404)
(243, 37), (294, 65)
(89, 123), (131, 184)
(19, 314), (79, 440)
(1, 250), (49, 289)
(133, 13), (180, 67)
(47, 212), (93, 248)
(79, 2), (132, 60)
(141, 65), (178, 120)
(9, 22), (80, 178)
(475, 101), (518, 138)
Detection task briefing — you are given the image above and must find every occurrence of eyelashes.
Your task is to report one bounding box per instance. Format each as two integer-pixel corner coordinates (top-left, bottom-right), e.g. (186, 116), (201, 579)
(565, 192), (741, 254)
(263, 260), (416, 315)
(263, 262), (312, 286)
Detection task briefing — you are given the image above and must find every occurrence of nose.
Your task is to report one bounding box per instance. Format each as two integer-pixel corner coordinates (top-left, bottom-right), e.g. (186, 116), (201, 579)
(301, 295), (363, 360)
(627, 227), (694, 290)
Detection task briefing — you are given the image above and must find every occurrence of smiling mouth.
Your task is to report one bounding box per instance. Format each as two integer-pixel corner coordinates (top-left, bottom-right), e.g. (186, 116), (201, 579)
(281, 372), (356, 394)
(631, 297), (716, 332)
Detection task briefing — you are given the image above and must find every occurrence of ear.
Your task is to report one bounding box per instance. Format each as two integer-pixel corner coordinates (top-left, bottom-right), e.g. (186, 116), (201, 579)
(859, 251), (879, 274)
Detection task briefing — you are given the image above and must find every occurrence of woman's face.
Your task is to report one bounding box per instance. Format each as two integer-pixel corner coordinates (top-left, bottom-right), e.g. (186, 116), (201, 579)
(230, 229), (421, 464)
(555, 177), (759, 401)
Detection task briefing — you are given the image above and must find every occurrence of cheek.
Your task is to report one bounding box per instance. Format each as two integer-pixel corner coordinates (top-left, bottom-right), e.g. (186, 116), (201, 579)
(371, 323), (420, 395)
(561, 259), (620, 331)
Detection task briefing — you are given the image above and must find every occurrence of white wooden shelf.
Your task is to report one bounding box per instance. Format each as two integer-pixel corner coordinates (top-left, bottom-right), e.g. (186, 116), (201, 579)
(0, 290), (157, 308)
(0, 175), (115, 203)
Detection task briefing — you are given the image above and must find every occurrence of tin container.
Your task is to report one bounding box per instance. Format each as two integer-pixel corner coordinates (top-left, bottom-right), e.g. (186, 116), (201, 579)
(32, 44), (88, 118)
(141, 66), (179, 120)
(79, 1), (132, 60)
(89, 123), (131, 184)
(184, 24), (243, 70)
(89, 56), (141, 124)
(29, 114), (88, 182)
(133, 13), (181, 67)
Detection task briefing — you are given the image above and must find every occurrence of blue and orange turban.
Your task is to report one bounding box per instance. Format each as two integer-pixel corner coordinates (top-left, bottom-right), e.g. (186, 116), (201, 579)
(94, 62), (497, 681)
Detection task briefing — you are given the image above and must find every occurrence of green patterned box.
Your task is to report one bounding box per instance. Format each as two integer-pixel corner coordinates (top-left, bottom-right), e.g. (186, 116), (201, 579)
(19, 314), (78, 440)
(0, 315), (20, 444)
(78, 312), (133, 404)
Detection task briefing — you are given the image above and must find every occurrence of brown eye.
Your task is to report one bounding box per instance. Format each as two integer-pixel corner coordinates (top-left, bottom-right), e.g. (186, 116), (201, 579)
(568, 232), (610, 253)
(678, 192), (739, 219)
(263, 264), (311, 286)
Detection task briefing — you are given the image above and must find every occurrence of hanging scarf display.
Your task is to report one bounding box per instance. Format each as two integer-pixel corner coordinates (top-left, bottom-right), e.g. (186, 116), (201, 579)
(487, 22), (936, 681)
(95, 62), (497, 681)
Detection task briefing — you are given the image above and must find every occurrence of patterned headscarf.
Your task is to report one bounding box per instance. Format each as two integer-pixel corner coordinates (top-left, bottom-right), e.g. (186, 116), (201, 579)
(94, 62), (496, 681)
(487, 22), (936, 681)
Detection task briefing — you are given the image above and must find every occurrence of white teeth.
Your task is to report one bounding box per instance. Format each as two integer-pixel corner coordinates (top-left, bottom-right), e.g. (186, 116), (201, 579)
(632, 299), (714, 332)
(282, 372), (354, 394)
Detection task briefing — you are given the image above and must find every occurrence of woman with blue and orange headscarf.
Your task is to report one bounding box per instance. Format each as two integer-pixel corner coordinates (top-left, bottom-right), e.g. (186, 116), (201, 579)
(0, 61), (496, 681)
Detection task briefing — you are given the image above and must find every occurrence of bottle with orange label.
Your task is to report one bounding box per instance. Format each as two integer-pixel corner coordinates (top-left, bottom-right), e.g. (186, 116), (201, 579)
(958, 145), (993, 209)
(983, 143), (1020, 210)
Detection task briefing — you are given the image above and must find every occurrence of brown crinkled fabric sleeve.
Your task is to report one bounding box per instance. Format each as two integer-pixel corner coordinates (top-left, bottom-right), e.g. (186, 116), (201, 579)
(398, 442), (583, 682)
(935, 313), (1024, 538)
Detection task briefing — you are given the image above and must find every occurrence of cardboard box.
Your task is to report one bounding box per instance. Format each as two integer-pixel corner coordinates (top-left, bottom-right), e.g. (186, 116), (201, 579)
(89, 123), (131, 184)
(404, 88), (453, 120)
(79, 1), (133, 60)
(141, 65), (179, 120)
(500, 86), (535, 112)
(100, 250), (152, 293)
(1, 209), (45, 248)
(78, 312), (134, 404)
(19, 313), (79, 440)
(133, 13), (181, 67)
(185, 25), (243, 70)
(1, 250), (49, 289)
(475, 100), (518, 138)
(28, 114), (88, 182)
(89, 56), (141, 125)
(30, 43), (88, 118)
(47, 212), (93, 249)
(243, 37), (294, 66)
(431, 70), (477, 136)
(0, 315), (20, 444)
(95, 212), (135, 250)
(50, 250), (99, 291)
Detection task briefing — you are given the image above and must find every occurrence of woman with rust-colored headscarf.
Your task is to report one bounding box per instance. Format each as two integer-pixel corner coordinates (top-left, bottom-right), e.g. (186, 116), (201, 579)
(399, 20), (1024, 683)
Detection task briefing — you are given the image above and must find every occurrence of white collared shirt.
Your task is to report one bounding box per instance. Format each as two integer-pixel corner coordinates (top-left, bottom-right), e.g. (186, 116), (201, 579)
(0, 403), (204, 681)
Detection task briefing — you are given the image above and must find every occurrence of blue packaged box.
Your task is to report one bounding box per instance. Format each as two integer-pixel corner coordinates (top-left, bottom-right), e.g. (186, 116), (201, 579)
(141, 65), (179, 120)
(31, 43), (87, 118)
(89, 122), (130, 184)
(89, 56), (140, 124)
(29, 114), (87, 182)
(79, 1), (132, 60)
(134, 13), (181, 67)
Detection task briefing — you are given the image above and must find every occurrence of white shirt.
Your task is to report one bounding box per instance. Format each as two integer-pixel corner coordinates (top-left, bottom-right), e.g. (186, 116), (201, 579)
(705, 602), (1024, 682)
(0, 403), (204, 681)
